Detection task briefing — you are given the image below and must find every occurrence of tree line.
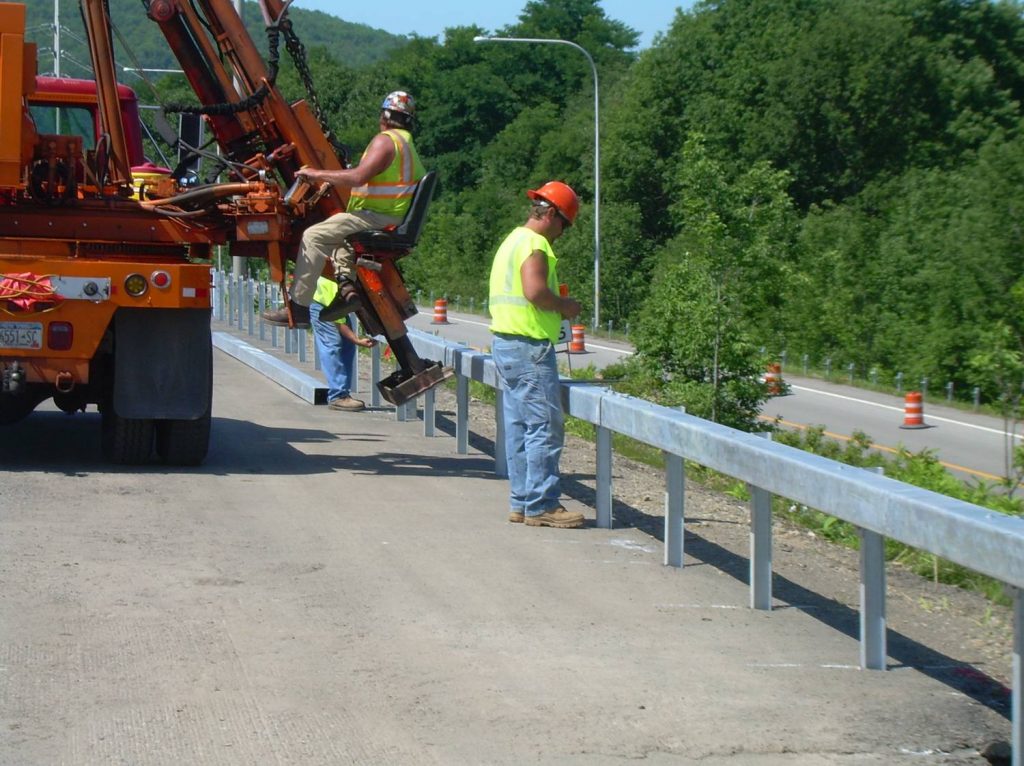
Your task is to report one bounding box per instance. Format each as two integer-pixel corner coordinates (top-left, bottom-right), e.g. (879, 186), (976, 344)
(282, 0), (1024, 426)
(44, 0), (1024, 424)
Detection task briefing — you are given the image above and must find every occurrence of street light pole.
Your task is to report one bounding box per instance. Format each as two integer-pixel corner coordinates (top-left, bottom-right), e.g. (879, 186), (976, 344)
(473, 35), (601, 330)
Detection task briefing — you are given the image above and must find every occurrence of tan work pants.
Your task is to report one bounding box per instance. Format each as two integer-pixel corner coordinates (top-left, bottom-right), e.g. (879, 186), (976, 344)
(290, 209), (402, 306)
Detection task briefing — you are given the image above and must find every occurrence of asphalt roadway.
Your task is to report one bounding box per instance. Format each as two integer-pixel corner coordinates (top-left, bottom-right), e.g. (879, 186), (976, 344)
(407, 308), (1016, 484)
(0, 320), (1012, 764)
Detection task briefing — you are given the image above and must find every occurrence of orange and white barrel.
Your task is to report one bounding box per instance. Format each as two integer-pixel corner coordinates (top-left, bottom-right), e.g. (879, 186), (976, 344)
(764, 362), (784, 396)
(432, 298), (450, 324)
(899, 391), (928, 429)
(568, 324), (586, 354)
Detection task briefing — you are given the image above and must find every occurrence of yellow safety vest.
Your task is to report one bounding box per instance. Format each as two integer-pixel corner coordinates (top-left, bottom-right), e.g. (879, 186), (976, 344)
(347, 129), (425, 218)
(488, 227), (561, 343)
(313, 276), (339, 307)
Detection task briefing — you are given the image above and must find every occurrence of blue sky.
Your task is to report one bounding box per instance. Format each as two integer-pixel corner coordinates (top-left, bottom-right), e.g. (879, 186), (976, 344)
(294, 0), (695, 50)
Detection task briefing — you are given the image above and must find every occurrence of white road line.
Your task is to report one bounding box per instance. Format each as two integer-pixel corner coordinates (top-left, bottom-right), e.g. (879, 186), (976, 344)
(790, 384), (1020, 440)
(422, 315), (635, 355)
(419, 314), (1013, 440)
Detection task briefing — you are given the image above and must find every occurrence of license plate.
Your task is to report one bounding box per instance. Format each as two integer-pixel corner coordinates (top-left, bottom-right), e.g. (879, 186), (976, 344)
(0, 322), (43, 350)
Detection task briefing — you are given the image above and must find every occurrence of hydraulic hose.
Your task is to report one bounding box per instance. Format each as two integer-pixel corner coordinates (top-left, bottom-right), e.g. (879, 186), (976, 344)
(138, 182), (263, 210)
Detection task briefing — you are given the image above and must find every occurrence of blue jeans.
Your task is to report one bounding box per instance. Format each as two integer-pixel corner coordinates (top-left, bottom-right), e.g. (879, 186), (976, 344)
(310, 301), (355, 401)
(491, 335), (564, 516)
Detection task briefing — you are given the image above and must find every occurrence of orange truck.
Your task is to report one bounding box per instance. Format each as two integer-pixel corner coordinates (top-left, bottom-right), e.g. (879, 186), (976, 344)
(0, 0), (447, 464)
(0, 3), (215, 464)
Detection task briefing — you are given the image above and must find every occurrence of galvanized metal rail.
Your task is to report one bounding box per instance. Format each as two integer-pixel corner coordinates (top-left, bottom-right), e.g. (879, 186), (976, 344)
(214, 272), (1024, 762)
(406, 332), (1024, 763)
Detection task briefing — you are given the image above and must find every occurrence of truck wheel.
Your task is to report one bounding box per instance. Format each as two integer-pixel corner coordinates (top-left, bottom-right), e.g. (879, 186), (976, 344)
(155, 412), (211, 466)
(101, 409), (154, 464)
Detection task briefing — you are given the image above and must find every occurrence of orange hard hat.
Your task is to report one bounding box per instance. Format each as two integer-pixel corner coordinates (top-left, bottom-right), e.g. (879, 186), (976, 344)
(527, 181), (579, 226)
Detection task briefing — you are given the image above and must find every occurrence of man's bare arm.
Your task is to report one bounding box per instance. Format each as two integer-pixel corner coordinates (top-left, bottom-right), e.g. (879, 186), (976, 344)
(297, 133), (395, 188)
(520, 251), (581, 319)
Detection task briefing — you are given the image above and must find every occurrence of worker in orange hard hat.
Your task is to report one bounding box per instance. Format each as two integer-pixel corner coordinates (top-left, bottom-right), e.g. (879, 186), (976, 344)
(262, 90), (425, 328)
(488, 180), (584, 529)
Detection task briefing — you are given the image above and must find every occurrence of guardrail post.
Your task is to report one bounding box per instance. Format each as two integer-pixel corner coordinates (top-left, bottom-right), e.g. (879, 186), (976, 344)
(270, 284), (280, 348)
(423, 386), (436, 437)
(1014, 587), (1022, 766)
(298, 329), (308, 364)
(494, 388), (507, 477)
(236, 277), (244, 332)
(859, 527), (887, 670)
(664, 452), (684, 567)
(456, 368), (469, 455)
(213, 270), (224, 321)
(370, 343), (382, 408)
(858, 465), (888, 671)
(246, 279), (254, 335)
(750, 433), (773, 610)
(749, 484), (773, 610)
(258, 281), (267, 341)
(595, 424), (613, 528)
(351, 317), (360, 393)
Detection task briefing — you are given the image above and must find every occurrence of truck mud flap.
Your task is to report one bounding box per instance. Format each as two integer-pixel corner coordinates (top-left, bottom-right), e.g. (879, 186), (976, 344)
(113, 308), (212, 419)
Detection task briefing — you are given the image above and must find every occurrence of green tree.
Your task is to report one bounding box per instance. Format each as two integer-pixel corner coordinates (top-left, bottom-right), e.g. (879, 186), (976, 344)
(630, 136), (795, 427)
(969, 316), (1024, 492)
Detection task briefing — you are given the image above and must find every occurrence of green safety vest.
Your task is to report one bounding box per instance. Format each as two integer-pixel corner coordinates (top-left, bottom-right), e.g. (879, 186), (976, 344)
(347, 129), (425, 218)
(488, 227), (561, 343)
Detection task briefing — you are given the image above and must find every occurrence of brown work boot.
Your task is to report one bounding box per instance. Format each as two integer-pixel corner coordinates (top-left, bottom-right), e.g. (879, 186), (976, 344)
(524, 506), (585, 528)
(328, 395), (365, 412)
(262, 300), (310, 329)
(509, 510), (525, 523)
(320, 281), (363, 322)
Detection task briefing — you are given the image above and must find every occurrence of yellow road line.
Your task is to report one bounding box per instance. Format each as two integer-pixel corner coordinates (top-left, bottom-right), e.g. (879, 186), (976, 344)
(761, 416), (1003, 483)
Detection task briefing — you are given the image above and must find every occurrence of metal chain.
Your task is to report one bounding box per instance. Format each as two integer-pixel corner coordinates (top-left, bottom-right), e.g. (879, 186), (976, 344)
(280, 19), (347, 163)
(151, 3), (345, 164)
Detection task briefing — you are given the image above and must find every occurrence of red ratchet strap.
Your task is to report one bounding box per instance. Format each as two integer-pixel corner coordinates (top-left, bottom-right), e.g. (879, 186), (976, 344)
(0, 273), (65, 313)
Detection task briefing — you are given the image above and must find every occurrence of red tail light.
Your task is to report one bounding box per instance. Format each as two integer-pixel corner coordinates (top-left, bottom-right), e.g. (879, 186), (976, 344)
(47, 322), (73, 350)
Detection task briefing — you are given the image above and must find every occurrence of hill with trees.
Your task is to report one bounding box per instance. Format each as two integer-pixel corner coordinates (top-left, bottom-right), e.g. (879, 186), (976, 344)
(29, 0), (1024, 427)
(25, 0), (406, 77)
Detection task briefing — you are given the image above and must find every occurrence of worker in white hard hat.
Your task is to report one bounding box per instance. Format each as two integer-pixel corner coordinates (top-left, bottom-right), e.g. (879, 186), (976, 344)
(263, 91), (426, 328)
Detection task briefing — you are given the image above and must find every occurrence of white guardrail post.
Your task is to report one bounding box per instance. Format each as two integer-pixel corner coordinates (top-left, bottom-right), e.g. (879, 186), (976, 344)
(1014, 589), (1022, 765)
(370, 343), (382, 407)
(749, 431), (774, 610)
(859, 466), (888, 671)
(423, 386), (436, 437)
(664, 453), (684, 567)
(456, 366), (469, 455)
(493, 388), (507, 477)
(596, 424), (613, 528)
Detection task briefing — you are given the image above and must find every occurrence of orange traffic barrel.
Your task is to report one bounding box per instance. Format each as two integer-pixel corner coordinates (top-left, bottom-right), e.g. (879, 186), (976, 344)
(568, 324), (587, 354)
(764, 362), (784, 396)
(431, 298), (450, 324)
(899, 391), (929, 429)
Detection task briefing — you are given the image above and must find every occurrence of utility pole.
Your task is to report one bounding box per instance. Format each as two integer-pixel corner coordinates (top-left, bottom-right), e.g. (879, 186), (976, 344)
(53, 0), (61, 132)
(231, 0), (246, 278)
(53, 0), (60, 76)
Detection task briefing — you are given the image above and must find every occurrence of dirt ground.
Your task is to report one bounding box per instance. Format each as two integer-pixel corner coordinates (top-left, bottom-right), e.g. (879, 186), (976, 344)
(449, 380), (1015, 709)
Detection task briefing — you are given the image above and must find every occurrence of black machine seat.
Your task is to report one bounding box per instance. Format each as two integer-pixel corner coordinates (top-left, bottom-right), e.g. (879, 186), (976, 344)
(346, 171), (438, 256)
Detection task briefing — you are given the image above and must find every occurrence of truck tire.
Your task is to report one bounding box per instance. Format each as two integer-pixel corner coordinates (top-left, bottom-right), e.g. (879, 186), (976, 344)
(155, 412), (211, 466)
(101, 408), (154, 465)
